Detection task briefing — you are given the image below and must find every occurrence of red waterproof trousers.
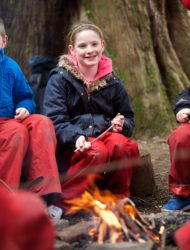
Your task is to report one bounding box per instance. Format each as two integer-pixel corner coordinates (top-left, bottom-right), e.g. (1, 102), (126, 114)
(60, 132), (140, 201)
(168, 124), (190, 197)
(0, 114), (61, 195)
(0, 185), (55, 250)
(175, 220), (190, 250)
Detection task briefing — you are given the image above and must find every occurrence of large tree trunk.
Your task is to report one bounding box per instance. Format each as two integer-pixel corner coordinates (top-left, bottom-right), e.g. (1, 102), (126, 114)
(0, 0), (81, 76)
(83, 0), (190, 137)
(166, 0), (190, 80)
(148, 0), (189, 102)
(1, 0), (190, 137)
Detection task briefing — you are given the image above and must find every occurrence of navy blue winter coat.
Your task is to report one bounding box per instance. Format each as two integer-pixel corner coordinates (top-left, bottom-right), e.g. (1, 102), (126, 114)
(43, 56), (135, 148)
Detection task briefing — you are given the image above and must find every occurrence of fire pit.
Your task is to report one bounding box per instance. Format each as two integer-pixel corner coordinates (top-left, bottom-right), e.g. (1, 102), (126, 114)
(65, 187), (164, 249)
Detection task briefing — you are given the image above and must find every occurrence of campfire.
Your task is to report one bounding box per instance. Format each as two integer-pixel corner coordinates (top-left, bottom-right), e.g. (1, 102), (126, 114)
(65, 187), (164, 246)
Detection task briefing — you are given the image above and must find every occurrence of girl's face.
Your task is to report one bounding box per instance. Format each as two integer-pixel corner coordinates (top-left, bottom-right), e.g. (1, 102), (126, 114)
(69, 29), (104, 69)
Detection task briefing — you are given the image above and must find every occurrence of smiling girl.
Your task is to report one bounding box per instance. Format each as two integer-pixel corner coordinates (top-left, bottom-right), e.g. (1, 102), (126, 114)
(43, 22), (140, 206)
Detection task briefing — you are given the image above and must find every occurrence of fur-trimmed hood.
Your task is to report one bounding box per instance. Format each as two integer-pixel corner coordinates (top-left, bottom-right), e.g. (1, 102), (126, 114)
(58, 55), (113, 93)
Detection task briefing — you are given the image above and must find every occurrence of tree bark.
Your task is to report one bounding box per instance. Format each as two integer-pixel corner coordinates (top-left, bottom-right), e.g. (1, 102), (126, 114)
(1, 0), (190, 136)
(148, 0), (189, 103)
(0, 0), (81, 76)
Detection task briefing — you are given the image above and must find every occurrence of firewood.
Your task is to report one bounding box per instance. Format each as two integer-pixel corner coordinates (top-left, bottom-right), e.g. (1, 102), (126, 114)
(120, 217), (130, 241)
(97, 220), (107, 243)
(56, 220), (94, 243)
(109, 227), (120, 243)
(116, 202), (142, 235)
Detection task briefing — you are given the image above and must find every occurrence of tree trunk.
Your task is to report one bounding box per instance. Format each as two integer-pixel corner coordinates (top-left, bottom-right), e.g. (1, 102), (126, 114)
(0, 0), (81, 76)
(166, 0), (190, 80)
(83, 0), (190, 136)
(148, 0), (189, 103)
(1, 0), (190, 136)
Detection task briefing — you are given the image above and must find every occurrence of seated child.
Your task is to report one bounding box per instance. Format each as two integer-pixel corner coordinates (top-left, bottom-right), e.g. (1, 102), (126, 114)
(0, 18), (62, 218)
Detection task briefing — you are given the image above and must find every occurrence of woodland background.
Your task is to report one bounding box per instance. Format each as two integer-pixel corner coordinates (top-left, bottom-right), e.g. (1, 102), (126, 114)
(1, 0), (190, 138)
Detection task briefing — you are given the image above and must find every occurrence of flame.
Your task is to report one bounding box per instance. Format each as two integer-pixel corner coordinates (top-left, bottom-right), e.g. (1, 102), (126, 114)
(65, 186), (163, 245)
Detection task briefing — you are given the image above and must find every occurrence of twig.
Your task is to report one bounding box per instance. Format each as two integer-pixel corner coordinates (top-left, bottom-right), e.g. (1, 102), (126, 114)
(21, 176), (44, 190)
(98, 220), (107, 243)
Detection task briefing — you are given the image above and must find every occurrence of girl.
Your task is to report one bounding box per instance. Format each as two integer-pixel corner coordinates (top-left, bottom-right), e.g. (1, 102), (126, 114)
(43, 22), (140, 205)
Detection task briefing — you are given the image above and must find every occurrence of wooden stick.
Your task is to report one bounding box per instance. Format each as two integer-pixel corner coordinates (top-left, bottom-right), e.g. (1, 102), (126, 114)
(0, 179), (14, 193)
(74, 124), (113, 152)
(74, 113), (121, 152)
(98, 220), (107, 243)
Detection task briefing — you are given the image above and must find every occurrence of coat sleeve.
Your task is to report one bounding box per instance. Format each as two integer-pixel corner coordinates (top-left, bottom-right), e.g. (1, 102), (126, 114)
(43, 72), (86, 146)
(12, 61), (35, 114)
(113, 80), (135, 137)
(174, 87), (190, 115)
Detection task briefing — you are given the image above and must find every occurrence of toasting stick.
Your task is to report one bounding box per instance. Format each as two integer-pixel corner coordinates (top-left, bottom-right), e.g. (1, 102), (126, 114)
(74, 113), (121, 152)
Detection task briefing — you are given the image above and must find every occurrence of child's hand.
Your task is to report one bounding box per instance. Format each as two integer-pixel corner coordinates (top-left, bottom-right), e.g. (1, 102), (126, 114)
(111, 113), (125, 133)
(75, 135), (91, 152)
(176, 108), (190, 123)
(15, 108), (30, 120)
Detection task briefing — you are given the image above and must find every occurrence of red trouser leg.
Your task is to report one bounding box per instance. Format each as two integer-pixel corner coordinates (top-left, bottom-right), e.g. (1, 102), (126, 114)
(100, 132), (140, 197)
(0, 186), (54, 250)
(0, 118), (28, 188)
(174, 221), (190, 250)
(168, 124), (190, 197)
(21, 114), (61, 195)
(60, 140), (109, 200)
(60, 132), (139, 202)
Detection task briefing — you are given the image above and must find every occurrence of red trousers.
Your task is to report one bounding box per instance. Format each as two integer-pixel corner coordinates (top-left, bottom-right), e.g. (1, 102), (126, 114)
(168, 124), (190, 197)
(60, 132), (140, 201)
(175, 221), (190, 250)
(0, 115), (61, 195)
(0, 185), (54, 250)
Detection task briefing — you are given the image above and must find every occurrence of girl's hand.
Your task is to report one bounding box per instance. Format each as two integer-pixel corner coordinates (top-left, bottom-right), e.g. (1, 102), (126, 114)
(176, 108), (190, 123)
(15, 108), (30, 120)
(75, 135), (91, 152)
(111, 113), (125, 133)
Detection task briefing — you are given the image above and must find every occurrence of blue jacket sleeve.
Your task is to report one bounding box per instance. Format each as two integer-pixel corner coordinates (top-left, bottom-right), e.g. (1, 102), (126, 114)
(12, 62), (35, 114)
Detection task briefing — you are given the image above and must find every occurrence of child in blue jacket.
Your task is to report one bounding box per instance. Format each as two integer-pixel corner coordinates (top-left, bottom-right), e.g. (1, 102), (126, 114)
(0, 18), (62, 218)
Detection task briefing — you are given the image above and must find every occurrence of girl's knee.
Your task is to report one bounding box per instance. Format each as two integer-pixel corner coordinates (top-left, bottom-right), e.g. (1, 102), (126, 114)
(29, 114), (53, 126)
(89, 142), (109, 162)
(169, 124), (190, 145)
(7, 122), (28, 147)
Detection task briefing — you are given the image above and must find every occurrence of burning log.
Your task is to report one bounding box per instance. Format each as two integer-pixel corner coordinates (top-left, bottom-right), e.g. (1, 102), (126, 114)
(65, 187), (163, 247)
(56, 220), (97, 243)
